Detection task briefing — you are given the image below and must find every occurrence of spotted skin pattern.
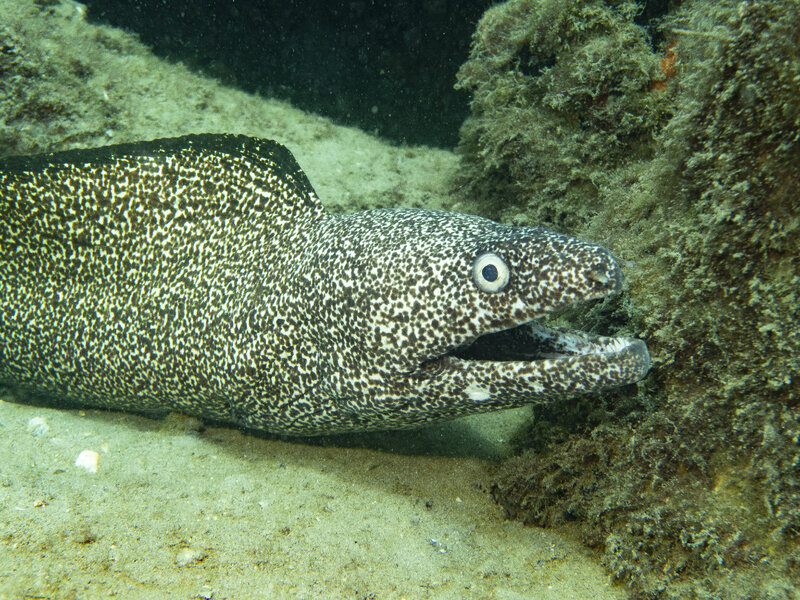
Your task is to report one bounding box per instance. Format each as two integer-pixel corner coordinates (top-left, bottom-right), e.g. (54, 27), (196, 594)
(0, 134), (649, 435)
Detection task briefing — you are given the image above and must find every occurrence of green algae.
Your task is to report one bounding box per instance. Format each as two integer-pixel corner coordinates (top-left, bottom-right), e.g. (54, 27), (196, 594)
(456, 0), (800, 597)
(455, 0), (671, 230)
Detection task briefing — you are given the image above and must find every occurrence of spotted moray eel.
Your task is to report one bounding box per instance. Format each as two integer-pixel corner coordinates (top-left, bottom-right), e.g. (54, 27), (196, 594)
(0, 134), (649, 435)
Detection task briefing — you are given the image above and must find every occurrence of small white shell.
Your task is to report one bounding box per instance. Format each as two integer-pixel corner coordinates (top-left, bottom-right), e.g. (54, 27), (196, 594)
(75, 450), (100, 473)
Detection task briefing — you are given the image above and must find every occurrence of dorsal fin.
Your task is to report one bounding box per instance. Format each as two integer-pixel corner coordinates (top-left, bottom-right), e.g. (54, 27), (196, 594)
(0, 133), (326, 217)
(1, 134), (329, 286)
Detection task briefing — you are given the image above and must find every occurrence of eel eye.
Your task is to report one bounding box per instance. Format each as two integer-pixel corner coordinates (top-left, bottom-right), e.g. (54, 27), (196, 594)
(472, 252), (510, 293)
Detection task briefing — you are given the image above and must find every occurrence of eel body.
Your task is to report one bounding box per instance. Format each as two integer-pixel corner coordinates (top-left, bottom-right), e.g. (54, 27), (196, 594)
(0, 134), (649, 435)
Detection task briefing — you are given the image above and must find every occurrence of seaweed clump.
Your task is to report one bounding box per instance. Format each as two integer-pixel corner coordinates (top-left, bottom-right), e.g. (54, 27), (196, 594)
(456, 0), (800, 598)
(455, 0), (671, 230)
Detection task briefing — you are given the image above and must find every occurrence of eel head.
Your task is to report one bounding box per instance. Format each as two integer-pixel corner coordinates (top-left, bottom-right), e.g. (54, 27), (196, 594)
(315, 208), (650, 430)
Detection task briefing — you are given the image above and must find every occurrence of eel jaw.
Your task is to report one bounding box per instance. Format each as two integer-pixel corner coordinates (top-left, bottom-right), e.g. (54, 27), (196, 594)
(420, 320), (650, 400)
(445, 320), (640, 363)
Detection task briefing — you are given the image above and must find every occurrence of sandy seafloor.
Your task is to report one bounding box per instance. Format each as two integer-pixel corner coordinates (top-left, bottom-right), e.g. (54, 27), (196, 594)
(0, 1), (628, 598)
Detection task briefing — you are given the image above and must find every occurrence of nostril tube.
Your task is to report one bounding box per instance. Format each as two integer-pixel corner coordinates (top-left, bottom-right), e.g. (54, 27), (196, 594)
(587, 269), (610, 285)
(586, 262), (623, 293)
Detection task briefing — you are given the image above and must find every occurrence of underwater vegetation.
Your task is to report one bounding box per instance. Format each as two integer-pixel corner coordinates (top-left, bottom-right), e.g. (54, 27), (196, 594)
(455, 0), (799, 598)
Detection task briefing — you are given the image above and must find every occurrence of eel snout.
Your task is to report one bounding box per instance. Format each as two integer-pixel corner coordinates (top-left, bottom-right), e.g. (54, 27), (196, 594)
(417, 232), (649, 402)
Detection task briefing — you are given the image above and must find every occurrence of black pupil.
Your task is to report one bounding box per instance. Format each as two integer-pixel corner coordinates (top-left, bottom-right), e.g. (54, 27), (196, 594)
(482, 263), (498, 282)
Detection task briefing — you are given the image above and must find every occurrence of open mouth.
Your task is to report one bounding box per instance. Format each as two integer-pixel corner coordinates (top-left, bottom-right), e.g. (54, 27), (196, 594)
(446, 320), (638, 363)
(430, 315), (651, 393)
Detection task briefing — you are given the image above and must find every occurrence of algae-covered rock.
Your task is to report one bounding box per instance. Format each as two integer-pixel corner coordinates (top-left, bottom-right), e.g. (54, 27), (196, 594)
(455, 0), (670, 230)
(457, 0), (800, 597)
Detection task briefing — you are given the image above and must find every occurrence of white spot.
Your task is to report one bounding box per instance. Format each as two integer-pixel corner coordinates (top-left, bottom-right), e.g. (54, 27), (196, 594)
(465, 383), (491, 402)
(75, 450), (100, 473)
(510, 297), (526, 312)
(175, 547), (206, 567)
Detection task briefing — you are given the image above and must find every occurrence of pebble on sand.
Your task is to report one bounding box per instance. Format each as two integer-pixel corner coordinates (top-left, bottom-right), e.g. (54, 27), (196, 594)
(75, 450), (100, 473)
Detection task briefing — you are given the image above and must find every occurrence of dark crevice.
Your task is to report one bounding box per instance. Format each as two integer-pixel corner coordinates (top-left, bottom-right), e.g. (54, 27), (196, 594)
(81, 0), (496, 148)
